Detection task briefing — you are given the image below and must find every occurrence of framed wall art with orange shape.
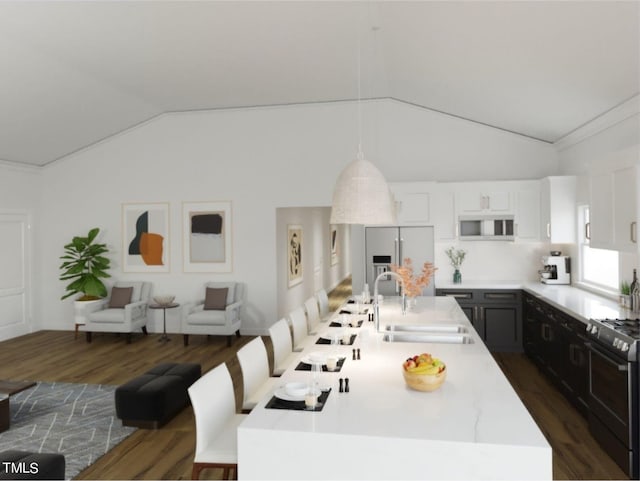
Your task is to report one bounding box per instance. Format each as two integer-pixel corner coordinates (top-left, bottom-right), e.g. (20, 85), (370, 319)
(122, 202), (170, 273)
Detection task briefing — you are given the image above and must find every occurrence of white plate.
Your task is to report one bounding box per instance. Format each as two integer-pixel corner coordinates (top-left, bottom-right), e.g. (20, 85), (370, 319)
(274, 386), (308, 402)
(321, 330), (345, 340)
(302, 352), (327, 365)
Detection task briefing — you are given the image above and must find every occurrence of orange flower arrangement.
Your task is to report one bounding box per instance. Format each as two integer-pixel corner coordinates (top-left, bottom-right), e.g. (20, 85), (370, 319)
(389, 258), (438, 298)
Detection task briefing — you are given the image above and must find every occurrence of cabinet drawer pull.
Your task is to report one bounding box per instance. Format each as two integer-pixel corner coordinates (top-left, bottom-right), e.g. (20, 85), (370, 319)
(632, 221), (637, 244)
(546, 223), (551, 239)
(585, 222), (591, 240)
(484, 293), (516, 300)
(446, 293), (472, 299)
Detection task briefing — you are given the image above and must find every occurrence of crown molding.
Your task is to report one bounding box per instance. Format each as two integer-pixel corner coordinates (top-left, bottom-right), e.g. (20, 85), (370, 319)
(554, 94), (640, 151)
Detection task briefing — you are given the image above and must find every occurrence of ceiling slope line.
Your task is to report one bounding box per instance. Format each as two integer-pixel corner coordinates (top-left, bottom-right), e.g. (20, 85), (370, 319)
(387, 97), (553, 145)
(40, 97), (390, 168)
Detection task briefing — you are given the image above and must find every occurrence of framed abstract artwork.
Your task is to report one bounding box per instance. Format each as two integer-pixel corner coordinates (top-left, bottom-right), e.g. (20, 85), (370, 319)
(330, 224), (338, 265)
(287, 224), (303, 288)
(183, 201), (232, 272)
(122, 203), (170, 273)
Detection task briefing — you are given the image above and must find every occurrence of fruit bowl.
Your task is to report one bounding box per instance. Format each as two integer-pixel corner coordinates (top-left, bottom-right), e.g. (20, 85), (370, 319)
(402, 352), (446, 392)
(153, 295), (175, 306)
(402, 367), (446, 392)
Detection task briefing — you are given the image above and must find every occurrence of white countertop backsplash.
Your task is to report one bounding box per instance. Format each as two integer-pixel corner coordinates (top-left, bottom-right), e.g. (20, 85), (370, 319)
(436, 280), (629, 323)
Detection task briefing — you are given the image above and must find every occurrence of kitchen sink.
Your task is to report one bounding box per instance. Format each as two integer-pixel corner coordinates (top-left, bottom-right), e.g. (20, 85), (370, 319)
(382, 332), (474, 344)
(385, 324), (467, 333)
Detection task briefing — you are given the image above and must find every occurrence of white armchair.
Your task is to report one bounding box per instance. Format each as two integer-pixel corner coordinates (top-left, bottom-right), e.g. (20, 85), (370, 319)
(182, 282), (243, 347)
(85, 281), (151, 343)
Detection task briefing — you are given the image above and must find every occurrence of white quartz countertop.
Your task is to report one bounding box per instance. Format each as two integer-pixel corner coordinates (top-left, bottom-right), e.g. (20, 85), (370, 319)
(238, 297), (551, 479)
(437, 279), (630, 323)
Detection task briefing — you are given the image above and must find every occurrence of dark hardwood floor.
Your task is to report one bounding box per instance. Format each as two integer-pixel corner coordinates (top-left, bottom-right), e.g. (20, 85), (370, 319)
(0, 278), (628, 480)
(493, 352), (628, 480)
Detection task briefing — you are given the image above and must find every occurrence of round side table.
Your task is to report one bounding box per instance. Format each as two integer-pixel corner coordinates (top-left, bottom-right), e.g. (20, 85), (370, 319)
(149, 303), (180, 343)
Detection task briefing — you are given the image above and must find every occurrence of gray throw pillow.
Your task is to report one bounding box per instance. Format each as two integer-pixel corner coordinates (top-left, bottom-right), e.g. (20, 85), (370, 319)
(204, 287), (228, 310)
(109, 286), (133, 308)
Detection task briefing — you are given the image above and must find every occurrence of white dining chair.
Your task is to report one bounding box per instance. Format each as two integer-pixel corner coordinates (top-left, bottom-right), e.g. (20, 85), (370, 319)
(304, 297), (321, 335)
(268, 318), (299, 376)
(315, 288), (331, 321)
(236, 337), (280, 412)
(188, 363), (247, 480)
(288, 307), (314, 352)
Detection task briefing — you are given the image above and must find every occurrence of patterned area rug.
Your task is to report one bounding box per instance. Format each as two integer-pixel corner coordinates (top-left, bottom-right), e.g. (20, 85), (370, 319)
(0, 382), (136, 480)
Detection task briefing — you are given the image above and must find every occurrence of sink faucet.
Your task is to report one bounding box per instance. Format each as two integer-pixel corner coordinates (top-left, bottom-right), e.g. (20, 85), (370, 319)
(373, 271), (407, 332)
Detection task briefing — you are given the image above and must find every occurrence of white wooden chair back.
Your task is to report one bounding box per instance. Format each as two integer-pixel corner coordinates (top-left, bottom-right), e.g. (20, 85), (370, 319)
(268, 318), (293, 372)
(315, 289), (330, 319)
(188, 363), (236, 459)
(304, 297), (321, 333)
(288, 307), (309, 350)
(236, 337), (270, 405)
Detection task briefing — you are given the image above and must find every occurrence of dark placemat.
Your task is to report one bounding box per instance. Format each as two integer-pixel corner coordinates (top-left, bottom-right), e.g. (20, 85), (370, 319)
(339, 309), (369, 315)
(295, 357), (346, 372)
(265, 388), (331, 412)
(330, 319), (363, 328)
(316, 334), (357, 345)
(347, 299), (371, 304)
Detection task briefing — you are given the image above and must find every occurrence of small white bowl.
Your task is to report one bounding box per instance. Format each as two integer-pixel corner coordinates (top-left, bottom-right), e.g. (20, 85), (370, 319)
(153, 295), (175, 306)
(285, 382), (309, 398)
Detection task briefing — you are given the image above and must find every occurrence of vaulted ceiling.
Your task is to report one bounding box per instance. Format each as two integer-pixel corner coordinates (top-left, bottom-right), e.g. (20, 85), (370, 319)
(0, 1), (638, 166)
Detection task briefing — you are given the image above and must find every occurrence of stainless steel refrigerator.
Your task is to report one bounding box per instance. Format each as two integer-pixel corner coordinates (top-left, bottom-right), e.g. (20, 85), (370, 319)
(365, 226), (435, 296)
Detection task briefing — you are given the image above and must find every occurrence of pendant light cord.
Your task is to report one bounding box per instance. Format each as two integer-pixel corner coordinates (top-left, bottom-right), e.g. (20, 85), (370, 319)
(357, 17), (364, 161)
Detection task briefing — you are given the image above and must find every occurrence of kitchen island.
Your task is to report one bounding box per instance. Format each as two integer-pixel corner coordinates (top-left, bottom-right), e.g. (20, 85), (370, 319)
(237, 296), (551, 480)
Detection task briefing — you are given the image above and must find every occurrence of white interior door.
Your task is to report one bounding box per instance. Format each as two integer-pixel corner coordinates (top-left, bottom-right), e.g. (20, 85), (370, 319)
(0, 212), (31, 341)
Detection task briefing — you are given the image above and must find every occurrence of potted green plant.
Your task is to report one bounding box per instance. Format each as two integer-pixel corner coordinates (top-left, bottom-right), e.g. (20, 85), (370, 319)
(59, 227), (111, 300)
(59, 228), (111, 338)
(620, 280), (631, 308)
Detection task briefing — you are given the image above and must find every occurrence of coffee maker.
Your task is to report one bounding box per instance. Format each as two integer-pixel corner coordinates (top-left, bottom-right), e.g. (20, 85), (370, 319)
(540, 253), (571, 285)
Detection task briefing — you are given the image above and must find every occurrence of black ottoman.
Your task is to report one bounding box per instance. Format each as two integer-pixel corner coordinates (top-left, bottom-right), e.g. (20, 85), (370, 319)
(115, 362), (201, 429)
(0, 450), (65, 480)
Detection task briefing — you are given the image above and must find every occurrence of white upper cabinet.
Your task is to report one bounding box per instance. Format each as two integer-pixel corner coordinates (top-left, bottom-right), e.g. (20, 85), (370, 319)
(432, 190), (456, 240)
(457, 190), (511, 214)
(612, 166), (638, 252)
(540, 176), (577, 243)
(590, 166), (638, 252)
(389, 182), (436, 226)
(515, 183), (540, 240)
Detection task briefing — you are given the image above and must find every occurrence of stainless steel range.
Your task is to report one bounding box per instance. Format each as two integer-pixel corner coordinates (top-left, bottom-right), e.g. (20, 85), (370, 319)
(586, 317), (640, 478)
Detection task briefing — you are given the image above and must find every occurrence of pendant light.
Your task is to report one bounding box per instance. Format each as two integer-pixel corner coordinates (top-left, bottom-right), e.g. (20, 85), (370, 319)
(330, 21), (395, 226)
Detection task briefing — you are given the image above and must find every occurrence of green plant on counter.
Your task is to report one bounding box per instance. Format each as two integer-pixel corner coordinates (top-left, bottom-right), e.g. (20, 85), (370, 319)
(445, 246), (466, 268)
(59, 227), (111, 300)
(621, 280), (631, 295)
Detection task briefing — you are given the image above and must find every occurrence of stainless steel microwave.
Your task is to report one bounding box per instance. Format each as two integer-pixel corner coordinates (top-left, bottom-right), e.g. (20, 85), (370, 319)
(458, 215), (515, 241)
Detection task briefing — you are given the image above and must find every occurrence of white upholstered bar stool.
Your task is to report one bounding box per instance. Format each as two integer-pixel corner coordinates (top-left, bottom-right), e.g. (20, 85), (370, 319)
(236, 337), (280, 412)
(288, 307), (315, 352)
(315, 288), (331, 321)
(303, 297), (321, 335)
(268, 318), (299, 376)
(188, 363), (247, 480)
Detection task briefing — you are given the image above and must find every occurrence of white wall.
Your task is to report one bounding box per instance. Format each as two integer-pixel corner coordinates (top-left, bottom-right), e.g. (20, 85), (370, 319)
(377, 101), (559, 182)
(30, 98), (558, 336)
(276, 207), (350, 319)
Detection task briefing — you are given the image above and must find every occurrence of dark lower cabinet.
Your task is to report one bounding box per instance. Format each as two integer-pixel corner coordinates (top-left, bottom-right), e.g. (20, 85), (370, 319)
(522, 291), (589, 417)
(436, 289), (522, 352)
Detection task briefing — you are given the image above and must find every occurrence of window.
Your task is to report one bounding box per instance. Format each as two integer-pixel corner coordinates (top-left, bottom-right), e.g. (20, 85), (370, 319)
(578, 205), (619, 292)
